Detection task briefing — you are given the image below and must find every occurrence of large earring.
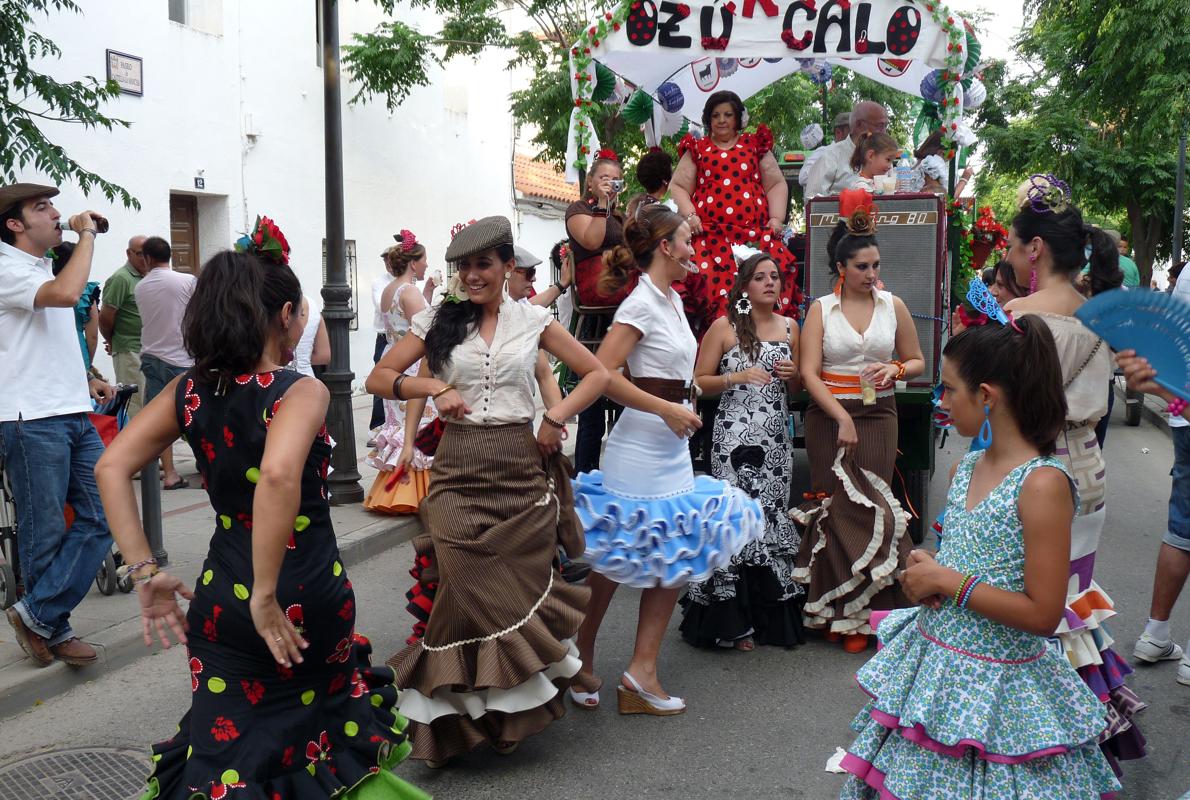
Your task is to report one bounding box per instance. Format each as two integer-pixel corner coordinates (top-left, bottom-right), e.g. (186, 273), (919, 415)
(834, 276), (843, 295)
(974, 404), (993, 449)
(1028, 269), (1038, 295)
(734, 296), (752, 315)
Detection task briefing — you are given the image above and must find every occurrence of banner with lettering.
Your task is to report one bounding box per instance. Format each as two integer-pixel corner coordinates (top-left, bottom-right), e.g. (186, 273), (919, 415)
(566, 0), (976, 178)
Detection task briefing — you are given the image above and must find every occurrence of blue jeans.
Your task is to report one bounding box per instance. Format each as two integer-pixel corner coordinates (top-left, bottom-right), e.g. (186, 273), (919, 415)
(0, 413), (111, 645)
(1166, 425), (1190, 552)
(141, 353), (189, 403)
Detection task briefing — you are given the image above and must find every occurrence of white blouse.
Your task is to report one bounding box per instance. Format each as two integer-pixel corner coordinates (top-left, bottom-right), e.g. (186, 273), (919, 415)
(1025, 311), (1111, 425)
(818, 289), (898, 399)
(613, 273), (697, 381)
(410, 299), (553, 425)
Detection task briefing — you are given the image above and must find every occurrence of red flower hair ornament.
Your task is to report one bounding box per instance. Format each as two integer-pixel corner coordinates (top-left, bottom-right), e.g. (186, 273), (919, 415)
(394, 228), (418, 252)
(594, 147), (620, 162)
(235, 215), (291, 266)
(838, 188), (879, 237)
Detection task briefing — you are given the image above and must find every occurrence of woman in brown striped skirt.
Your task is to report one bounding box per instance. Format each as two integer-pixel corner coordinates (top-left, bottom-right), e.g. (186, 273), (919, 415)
(366, 216), (609, 766)
(794, 190), (924, 653)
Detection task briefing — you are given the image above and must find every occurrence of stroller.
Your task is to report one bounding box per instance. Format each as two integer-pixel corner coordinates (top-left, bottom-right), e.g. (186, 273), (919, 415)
(0, 383), (139, 609)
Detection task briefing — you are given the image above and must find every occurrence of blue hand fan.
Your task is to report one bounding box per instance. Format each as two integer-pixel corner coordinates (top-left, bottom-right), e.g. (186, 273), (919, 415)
(965, 279), (1008, 325)
(1075, 289), (1190, 402)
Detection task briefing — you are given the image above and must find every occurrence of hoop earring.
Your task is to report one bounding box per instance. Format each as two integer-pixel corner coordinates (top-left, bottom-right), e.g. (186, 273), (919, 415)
(974, 404), (993, 449)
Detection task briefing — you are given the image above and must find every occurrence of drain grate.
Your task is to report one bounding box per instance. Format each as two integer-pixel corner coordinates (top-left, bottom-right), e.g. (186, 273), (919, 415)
(0, 747), (148, 800)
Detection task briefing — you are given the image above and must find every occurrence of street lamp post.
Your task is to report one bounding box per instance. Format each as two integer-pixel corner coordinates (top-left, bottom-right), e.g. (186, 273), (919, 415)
(320, 0), (364, 504)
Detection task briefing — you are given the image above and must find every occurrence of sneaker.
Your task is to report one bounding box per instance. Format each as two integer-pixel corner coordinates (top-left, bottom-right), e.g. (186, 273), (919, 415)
(1178, 658), (1190, 687)
(1132, 632), (1185, 663)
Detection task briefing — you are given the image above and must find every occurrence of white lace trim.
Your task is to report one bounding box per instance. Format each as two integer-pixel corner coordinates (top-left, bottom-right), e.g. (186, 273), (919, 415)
(420, 569), (555, 652)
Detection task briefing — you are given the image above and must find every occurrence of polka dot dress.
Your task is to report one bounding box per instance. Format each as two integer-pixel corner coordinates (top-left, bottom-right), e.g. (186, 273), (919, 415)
(679, 124), (803, 328)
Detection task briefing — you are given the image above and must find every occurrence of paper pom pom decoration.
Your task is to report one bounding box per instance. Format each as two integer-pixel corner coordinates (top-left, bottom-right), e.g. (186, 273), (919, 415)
(717, 58), (739, 78)
(963, 78), (986, 110)
(800, 123), (823, 150)
(621, 88), (655, 125)
(657, 81), (685, 113)
(919, 69), (944, 102)
(808, 61), (833, 85)
(591, 62), (617, 102)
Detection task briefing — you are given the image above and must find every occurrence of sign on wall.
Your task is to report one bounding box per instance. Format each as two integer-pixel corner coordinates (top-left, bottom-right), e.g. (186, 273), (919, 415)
(106, 50), (143, 96)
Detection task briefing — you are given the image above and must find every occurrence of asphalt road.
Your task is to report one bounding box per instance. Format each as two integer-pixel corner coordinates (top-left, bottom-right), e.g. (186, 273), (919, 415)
(0, 409), (1186, 800)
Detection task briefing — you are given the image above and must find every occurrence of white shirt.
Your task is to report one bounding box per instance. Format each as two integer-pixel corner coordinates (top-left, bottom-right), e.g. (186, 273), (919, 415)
(802, 137), (859, 199)
(372, 272), (394, 333)
(819, 289), (898, 399)
(410, 299), (553, 425)
(798, 143), (832, 187)
(1170, 269), (1190, 428)
(0, 241), (92, 421)
(613, 273), (697, 381)
(135, 265), (196, 367)
(293, 293), (323, 378)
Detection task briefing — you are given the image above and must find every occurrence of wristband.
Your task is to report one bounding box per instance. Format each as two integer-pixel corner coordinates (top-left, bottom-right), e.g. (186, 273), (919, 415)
(542, 413), (565, 429)
(553, 281), (566, 294)
(431, 384), (455, 400)
(952, 574), (975, 606)
(81, 228), (98, 238)
(393, 374), (406, 401)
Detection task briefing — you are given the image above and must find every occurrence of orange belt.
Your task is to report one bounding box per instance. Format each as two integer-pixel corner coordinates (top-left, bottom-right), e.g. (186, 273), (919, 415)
(821, 371), (863, 396)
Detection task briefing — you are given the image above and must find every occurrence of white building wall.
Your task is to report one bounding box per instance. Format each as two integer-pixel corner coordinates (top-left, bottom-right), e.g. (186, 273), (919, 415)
(25, 0), (517, 387)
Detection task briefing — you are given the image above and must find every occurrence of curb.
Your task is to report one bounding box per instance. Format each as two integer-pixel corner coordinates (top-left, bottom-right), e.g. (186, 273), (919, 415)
(0, 515), (420, 720)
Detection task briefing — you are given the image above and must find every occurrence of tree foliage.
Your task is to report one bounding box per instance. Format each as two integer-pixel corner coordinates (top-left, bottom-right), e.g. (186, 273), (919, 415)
(0, 0), (137, 207)
(978, 0), (1190, 282)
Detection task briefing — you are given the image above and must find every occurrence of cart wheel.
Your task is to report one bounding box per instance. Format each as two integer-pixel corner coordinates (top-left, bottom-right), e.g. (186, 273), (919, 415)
(1124, 389), (1143, 427)
(0, 561), (16, 610)
(95, 551), (118, 596)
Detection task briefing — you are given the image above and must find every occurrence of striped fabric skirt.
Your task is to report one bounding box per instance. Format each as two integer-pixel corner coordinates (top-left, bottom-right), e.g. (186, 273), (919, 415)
(792, 397), (912, 635)
(387, 422), (589, 763)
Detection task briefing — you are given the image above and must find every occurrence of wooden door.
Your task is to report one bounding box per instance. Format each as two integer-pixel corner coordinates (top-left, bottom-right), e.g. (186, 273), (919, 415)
(169, 194), (199, 274)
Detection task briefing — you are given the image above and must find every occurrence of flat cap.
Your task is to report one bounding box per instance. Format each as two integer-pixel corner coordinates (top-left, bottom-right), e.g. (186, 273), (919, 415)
(0, 183), (59, 216)
(833, 111), (852, 129)
(513, 244), (542, 269)
(445, 216), (513, 262)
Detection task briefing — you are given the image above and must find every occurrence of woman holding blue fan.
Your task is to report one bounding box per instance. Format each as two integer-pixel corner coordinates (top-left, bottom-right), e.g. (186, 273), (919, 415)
(1001, 174), (1144, 774)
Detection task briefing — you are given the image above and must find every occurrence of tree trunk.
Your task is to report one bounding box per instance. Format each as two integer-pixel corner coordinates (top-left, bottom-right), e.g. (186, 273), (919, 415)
(1125, 195), (1161, 288)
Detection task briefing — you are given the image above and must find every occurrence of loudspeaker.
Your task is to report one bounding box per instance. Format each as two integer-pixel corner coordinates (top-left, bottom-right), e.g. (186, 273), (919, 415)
(804, 194), (946, 386)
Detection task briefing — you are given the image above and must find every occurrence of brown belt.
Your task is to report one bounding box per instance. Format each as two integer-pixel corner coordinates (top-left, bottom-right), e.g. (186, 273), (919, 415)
(631, 376), (697, 405)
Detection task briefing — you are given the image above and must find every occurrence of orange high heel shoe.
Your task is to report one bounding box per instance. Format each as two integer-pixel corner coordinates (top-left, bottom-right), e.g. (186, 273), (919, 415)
(824, 631), (842, 643)
(843, 634), (870, 653)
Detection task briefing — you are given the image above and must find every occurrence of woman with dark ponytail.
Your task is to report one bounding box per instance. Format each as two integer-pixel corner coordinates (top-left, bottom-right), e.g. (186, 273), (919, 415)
(366, 216), (608, 765)
(96, 220), (427, 799)
(571, 197), (764, 715)
(1003, 174), (1146, 773)
(794, 188), (925, 653)
(680, 252), (805, 651)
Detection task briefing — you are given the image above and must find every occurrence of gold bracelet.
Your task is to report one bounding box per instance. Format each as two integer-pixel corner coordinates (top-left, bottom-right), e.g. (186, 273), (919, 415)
(431, 384), (455, 400)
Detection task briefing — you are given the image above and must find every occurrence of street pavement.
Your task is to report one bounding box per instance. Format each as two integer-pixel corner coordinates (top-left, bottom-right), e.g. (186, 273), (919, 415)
(0, 394), (1187, 799)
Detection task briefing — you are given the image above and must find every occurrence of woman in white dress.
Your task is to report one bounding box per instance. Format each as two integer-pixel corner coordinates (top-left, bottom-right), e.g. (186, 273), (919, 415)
(571, 197), (764, 715)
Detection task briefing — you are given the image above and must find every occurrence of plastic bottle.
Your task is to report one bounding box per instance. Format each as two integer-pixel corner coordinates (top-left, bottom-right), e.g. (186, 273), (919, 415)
(894, 149), (914, 194)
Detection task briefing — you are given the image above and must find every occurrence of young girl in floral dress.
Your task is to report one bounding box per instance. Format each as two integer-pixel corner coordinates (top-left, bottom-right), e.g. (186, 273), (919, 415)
(838, 318), (1119, 799)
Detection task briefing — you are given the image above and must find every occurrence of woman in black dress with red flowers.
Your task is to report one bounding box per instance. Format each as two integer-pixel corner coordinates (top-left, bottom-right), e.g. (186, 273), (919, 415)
(96, 240), (427, 800)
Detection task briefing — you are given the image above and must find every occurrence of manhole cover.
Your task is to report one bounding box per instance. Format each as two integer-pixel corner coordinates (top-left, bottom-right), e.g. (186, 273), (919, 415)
(0, 747), (148, 800)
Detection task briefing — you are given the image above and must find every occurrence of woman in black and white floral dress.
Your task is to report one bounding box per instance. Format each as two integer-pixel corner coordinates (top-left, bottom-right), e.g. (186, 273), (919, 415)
(680, 253), (805, 650)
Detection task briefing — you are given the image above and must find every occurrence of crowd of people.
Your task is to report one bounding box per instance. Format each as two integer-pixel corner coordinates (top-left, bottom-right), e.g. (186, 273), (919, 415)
(1, 86), (1187, 799)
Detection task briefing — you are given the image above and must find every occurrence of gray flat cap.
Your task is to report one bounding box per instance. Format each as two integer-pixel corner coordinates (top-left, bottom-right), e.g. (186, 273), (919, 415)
(513, 244), (542, 269)
(445, 216), (514, 262)
(833, 112), (852, 129)
(0, 183), (59, 216)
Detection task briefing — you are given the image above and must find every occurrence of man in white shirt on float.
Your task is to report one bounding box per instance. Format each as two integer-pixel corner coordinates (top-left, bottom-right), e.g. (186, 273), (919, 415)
(799, 111), (851, 195)
(802, 101), (890, 200)
(0, 182), (114, 668)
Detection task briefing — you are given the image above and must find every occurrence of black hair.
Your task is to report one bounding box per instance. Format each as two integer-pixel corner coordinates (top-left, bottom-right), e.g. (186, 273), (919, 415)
(636, 150), (674, 194)
(50, 241), (76, 276)
(826, 221), (879, 275)
(423, 242), (515, 374)
(1011, 205), (1122, 297)
(0, 202), (29, 246)
(943, 316), (1067, 455)
(992, 258), (1027, 300)
(727, 252), (782, 362)
(143, 235), (172, 264)
(183, 250), (303, 386)
(980, 266), (995, 286)
(549, 238), (568, 271)
(701, 91), (745, 133)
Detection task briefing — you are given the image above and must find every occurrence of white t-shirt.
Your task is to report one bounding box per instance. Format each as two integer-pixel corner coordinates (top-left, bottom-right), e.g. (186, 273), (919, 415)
(292, 293), (323, 377)
(802, 136), (859, 199)
(135, 265), (196, 367)
(410, 299), (553, 426)
(1170, 268), (1190, 428)
(0, 241), (92, 421)
(613, 273), (696, 381)
(371, 272), (394, 333)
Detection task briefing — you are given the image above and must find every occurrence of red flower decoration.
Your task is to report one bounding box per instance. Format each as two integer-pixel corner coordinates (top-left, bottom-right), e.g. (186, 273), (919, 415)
(240, 679), (265, 705)
(328, 672), (348, 695)
(338, 598), (354, 621)
(235, 512), (252, 530)
(326, 636), (352, 664)
(306, 730), (331, 763)
(189, 656), (203, 692)
(199, 437), (216, 463)
(276, 662), (294, 681)
(211, 715), (240, 742)
(182, 379), (201, 427)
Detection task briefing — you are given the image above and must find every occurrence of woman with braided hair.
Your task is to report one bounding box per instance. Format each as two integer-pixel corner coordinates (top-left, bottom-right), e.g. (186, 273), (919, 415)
(793, 189), (924, 653)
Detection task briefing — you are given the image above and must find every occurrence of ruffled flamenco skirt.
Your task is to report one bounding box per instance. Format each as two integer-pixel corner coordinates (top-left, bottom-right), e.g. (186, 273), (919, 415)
(387, 423), (589, 763)
(838, 607), (1121, 800)
(793, 398), (912, 635)
(140, 635), (428, 800)
(363, 399), (434, 515)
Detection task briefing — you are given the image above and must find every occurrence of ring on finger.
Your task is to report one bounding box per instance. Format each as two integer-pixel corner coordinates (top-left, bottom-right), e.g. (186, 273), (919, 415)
(274, 635), (283, 642)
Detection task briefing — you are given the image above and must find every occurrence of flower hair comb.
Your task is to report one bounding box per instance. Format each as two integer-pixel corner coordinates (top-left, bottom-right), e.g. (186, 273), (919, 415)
(396, 229), (418, 252)
(1018, 174), (1071, 215)
(234, 215), (290, 266)
(838, 188), (879, 237)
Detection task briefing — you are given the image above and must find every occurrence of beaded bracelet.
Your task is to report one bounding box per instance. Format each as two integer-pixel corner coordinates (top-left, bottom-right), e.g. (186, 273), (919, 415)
(1168, 397), (1188, 417)
(952, 574), (976, 606)
(959, 576), (982, 608)
(133, 567), (161, 586)
(890, 360), (906, 381)
(542, 413), (565, 429)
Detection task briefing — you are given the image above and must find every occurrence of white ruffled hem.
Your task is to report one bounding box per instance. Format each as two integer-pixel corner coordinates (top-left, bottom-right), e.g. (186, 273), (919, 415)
(396, 638), (581, 724)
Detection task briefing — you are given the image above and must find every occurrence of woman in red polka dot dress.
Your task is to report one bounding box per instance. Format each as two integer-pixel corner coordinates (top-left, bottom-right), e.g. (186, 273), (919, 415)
(671, 90), (802, 334)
